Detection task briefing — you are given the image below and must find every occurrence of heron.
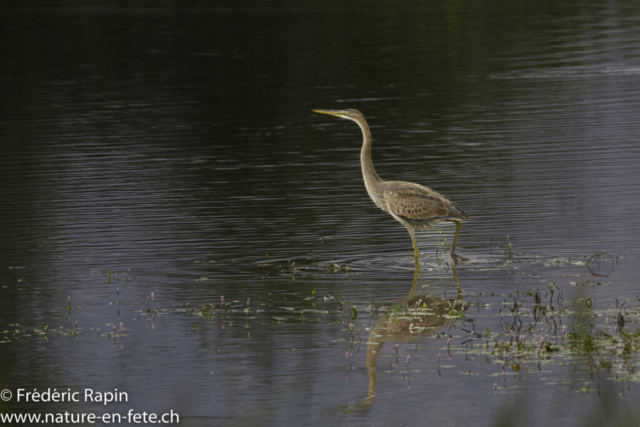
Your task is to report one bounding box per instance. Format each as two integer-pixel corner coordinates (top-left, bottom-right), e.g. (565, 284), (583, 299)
(313, 109), (469, 266)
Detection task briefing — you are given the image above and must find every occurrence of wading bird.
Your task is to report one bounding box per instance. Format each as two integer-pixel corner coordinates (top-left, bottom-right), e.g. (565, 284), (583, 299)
(313, 109), (469, 267)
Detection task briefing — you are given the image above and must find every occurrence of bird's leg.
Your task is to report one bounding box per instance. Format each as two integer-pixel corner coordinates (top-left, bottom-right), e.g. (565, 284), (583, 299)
(408, 227), (421, 271)
(412, 237), (420, 262)
(408, 267), (419, 300)
(412, 237), (422, 272)
(450, 220), (469, 262)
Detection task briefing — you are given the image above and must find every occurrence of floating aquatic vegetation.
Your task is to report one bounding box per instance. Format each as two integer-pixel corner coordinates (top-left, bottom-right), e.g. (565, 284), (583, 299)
(3, 242), (638, 407)
(100, 265), (137, 286)
(368, 288), (639, 393)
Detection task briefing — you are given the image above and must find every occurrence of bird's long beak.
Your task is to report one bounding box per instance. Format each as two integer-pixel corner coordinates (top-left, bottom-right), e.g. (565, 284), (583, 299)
(312, 109), (349, 118)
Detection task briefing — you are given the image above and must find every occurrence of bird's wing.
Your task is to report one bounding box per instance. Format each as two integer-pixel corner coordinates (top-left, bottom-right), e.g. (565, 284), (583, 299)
(384, 182), (468, 221)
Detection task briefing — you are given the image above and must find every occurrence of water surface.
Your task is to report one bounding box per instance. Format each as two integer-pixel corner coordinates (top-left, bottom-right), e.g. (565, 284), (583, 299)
(2, 1), (640, 426)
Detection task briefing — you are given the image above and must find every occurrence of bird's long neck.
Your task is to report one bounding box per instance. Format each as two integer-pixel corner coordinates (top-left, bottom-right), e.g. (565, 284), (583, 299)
(355, 117), (385, 207)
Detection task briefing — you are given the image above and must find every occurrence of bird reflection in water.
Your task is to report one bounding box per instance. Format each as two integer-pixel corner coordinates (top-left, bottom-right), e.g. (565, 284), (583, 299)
(345, 266), (466, 413)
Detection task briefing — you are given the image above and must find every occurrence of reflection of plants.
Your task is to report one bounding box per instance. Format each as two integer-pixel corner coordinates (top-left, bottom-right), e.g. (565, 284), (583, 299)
(490, 235), (515, 262)
(282, 260), (298, 277)
(144, 293), (163, 315)
(451, 285), (640, 390)
(585, 251), (616, 277)
(435, 230), (449, 265)
(505, 239), (513, 260)
(567, 330), (599, 353)
(394, 301), (403, 315)
(619, 328), (640, 357)
(446, 300), (465, 320)
(322, 262), (353, 276)
(346, 301), (358, 321)
(261, 241), (355, 280)
(310, 289), (316, 308)
(101, 266), (137, 286)
(307, 236), (329, 262)
(316, 256), (354, 280)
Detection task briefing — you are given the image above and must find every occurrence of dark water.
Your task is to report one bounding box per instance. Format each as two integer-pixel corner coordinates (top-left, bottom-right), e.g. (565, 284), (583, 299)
(2, 1), (640, 426)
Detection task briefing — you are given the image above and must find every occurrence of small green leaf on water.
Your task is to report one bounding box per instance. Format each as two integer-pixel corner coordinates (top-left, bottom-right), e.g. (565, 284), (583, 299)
(351, 307), (357, 320)
(311, 289), (316, 296)
(512, 363), (521, 371)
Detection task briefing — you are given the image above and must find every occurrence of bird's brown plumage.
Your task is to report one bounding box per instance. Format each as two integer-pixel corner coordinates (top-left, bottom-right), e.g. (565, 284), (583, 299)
(312, 108), (469, 266)
(383, 181), (469, 229)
